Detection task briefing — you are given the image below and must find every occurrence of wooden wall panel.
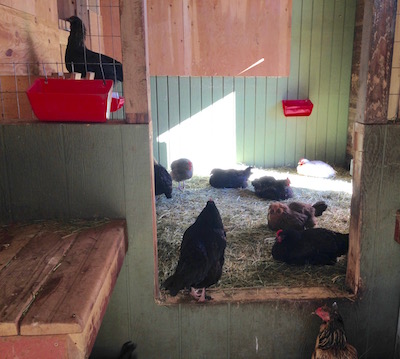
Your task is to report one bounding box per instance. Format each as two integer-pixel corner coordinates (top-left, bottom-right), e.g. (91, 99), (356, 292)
(0, 4), (62, 76)
(100, 0), (122, 61)
(147, 0), (292, 76)
(152, 0), (357, 170)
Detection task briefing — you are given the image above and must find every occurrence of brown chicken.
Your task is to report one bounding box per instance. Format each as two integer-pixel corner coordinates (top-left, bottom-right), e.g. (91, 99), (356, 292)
(268, 201), (328, 231)
(312, 302), (358, 359)
(170, 158), (193, 190)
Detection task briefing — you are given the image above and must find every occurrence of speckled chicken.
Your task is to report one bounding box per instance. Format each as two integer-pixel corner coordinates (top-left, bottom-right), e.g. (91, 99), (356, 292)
(272, 228), (349, 265)
(170, 158), (193, 189)
(209, 167), (252, 189)
(162, 200), (226, 302)
(312, 302), (358, 359)
(154, 160), (172, 198)
(252, 176), (293, 200)
(297, 158), (336, 178)
(267, 201), (328, 231)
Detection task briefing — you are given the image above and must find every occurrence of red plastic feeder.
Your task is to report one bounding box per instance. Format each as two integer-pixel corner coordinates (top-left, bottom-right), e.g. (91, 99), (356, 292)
(27, 78), (119, 122)
(111, 92), (125, 112)
(282, 99), (314, 117)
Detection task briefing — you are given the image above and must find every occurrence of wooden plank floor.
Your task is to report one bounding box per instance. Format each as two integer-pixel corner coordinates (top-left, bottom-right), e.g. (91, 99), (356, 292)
(0, 219), (127, 358)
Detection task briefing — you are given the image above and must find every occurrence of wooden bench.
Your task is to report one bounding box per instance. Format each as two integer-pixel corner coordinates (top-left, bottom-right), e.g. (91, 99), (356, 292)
(0, 219), (127, 358)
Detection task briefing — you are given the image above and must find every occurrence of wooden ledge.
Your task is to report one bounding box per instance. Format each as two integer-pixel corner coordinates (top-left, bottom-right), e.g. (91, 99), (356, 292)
(0, 219), (127, 358)
(157, 286), (356, 305)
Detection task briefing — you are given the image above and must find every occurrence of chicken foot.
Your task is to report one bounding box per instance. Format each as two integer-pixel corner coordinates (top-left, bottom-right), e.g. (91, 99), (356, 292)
(190, 287), (212, 302)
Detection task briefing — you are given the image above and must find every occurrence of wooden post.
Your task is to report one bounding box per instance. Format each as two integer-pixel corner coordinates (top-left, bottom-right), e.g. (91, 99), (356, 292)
(120, 0), (150, 124)
(357, 0), (397, 123)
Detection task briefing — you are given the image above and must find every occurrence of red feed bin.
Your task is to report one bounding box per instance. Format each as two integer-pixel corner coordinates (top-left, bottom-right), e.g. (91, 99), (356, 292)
(282, 99), (314, 117)
(27, 78), (116, 122)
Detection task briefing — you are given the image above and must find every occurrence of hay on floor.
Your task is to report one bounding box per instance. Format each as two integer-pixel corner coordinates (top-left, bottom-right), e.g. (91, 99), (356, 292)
(156, 166), (352, 292)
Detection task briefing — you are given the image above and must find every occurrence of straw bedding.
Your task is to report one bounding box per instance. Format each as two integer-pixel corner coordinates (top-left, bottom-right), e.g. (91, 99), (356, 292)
(156, 166), (352, 292)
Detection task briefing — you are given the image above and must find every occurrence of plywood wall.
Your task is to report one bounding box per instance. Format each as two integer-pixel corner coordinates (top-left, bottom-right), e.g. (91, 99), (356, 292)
(147, 0), (292, 76)
(0, 1), (61, 76)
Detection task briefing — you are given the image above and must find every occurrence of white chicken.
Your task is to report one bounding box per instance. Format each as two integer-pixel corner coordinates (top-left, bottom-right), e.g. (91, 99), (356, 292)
(296, 158), (336, 178)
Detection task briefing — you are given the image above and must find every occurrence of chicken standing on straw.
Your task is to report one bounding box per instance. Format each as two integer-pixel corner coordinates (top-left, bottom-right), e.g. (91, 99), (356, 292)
(170, 158), (193, 190)
(162, 200), (226, 302)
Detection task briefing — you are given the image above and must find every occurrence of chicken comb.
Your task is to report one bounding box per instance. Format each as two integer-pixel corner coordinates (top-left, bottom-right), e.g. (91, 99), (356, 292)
(276, 229), (283, 236)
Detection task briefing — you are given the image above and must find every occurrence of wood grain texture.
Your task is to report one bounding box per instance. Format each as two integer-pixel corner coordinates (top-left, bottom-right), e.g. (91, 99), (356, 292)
(0, 334), (81, 359)
(0, 232), (76, 335)
(20, 220), (127, 335)
(147, 0), (292, 76)
(0, 220), (127, 358)
(159, 286), (355, 305)
(357, 0), (397, 124)
(0, 4), (62, 76)
(120, 0), (150, 122)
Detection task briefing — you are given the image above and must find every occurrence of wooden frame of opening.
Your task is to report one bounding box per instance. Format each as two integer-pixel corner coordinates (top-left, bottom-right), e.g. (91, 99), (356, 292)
(119, 0), (398, 304)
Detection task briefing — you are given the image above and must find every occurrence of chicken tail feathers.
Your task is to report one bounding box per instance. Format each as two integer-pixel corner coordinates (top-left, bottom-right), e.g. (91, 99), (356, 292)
(312, 201), (328, 217)
(161, 274), (183, 296)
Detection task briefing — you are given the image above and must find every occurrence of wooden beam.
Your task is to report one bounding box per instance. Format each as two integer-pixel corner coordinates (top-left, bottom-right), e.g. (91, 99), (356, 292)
(357, 0), (397, 123)
(158, 286), (356, 305)
(120, 0), (151, 123)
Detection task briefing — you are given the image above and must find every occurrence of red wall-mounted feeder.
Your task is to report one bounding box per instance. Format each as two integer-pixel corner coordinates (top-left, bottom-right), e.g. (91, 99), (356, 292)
(282, 99), (314, 117)
(27, 78), (123, 123)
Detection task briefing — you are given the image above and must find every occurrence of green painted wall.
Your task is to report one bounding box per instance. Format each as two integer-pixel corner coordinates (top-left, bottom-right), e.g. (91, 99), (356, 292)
(151, 0), (356, 171)
(2, 122), (400, 358)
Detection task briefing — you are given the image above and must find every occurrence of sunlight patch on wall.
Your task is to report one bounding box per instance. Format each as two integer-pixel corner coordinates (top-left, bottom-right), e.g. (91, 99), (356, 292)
(157, 93), (236, 175)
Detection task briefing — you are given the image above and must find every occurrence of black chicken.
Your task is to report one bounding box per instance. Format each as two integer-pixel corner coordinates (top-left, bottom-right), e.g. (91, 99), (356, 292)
(209, 167), (252, 188)
(65, 16), (123, 82)
(162, 200), (226, 302)
(154, 161), (172, 198)
(117, 341), (138, 359)
(267, 201), (328, 231)
(251, 176), (293, 200)
(271, 228), (349, 265)
(312, 302), (358, 359)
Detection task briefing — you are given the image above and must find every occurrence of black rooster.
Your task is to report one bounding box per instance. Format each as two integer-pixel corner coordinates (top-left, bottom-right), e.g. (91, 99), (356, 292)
(272, 228), (349, 265)
(162, 200), (226, 302)
(154, 161), (172, 198)
(209, 167), (252, 188)
(312, 302), (358, 358)
(65, 16), (123, 82)
(252, 176), (293, 200)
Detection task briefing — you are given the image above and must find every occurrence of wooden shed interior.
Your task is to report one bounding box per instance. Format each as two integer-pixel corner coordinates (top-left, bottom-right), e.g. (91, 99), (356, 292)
(0, 0), (400, 358)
